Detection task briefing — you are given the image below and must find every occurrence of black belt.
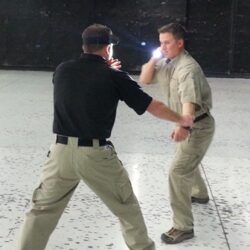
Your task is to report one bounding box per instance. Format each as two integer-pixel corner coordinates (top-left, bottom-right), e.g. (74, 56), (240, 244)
(194, 113), (209, 123)
(182, 113), (209, 132)
(56, 135), (109, 147)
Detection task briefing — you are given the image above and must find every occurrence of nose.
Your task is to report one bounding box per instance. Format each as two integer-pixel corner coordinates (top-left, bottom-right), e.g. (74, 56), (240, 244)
(161, 43), (167, 52)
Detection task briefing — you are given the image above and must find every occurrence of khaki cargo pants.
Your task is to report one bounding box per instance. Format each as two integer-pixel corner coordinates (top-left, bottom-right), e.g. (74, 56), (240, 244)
(169, 116), (215, 231)
(16, 137), (155, 250)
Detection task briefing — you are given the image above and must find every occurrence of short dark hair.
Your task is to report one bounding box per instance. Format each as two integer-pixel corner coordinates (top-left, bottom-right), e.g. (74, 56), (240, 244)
(82, 23), (119, 53)
(158, 23), (186, 40)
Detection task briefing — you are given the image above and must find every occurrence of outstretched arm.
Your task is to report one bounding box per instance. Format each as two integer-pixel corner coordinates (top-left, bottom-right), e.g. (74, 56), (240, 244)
(147, 99), (193, 127)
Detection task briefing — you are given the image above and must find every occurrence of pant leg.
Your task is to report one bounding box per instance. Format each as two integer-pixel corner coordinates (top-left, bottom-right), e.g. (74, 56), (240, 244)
(74, 144), (155, 250)
(169, 116), (215, 231)
(16, 143), (80, 250)
(191, 167), (209, 198)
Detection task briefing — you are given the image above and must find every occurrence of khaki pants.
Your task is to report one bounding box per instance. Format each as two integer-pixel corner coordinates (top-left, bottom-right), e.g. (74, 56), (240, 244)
(16, 137), (155, 250)
(169, 116), (215, 231)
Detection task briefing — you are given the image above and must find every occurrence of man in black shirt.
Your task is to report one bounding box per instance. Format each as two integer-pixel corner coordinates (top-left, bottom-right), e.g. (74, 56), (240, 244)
(16, 24), (193, 250)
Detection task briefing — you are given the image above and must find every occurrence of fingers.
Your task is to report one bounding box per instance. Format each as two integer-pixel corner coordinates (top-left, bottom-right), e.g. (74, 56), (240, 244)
(171, 127), (190, 142)
(171, 131), (175, 139)
(173, 134), (187, 142)
(111, 60), (122, 69)
(108, 58), (122, 70)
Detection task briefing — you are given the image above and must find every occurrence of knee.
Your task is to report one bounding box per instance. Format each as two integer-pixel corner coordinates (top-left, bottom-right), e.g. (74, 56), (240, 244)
(111, 192), (140, 217)
(169, 164), (194, 179)
(169, 165), (185, 177)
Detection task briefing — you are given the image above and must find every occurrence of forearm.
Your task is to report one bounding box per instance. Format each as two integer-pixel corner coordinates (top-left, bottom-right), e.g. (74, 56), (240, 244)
(147, 99), (183, 123)
(139, 58), (157, 85)
(182, 103), (195, 116)
(181, 103), (195, 131)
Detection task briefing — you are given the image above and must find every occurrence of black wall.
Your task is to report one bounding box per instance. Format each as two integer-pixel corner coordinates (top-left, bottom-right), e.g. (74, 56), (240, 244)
(0, 0), (249, 76)
(187, 0), (250, 76)
(233, 0), (250, 74)
(92, 0), (186, 71)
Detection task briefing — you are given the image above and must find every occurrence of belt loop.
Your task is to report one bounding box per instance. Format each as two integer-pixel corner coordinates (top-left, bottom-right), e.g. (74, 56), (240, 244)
(92, 139), (99, 148)
(70, 137), (78, 147)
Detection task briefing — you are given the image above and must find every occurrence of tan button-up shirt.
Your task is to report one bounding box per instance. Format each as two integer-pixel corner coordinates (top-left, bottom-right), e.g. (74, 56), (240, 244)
(152, 50), (212, 117)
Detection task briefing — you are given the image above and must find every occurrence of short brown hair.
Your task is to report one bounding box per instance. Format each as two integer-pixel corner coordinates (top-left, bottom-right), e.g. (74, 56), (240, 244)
(82, 23), (119, 53)
(158, 23), (186, 40)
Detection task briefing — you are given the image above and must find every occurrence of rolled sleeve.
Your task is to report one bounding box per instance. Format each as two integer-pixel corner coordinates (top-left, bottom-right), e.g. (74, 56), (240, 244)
(178, 69), (202, 107)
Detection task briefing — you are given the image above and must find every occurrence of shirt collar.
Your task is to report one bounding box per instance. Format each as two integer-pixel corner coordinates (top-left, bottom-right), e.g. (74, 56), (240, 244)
(168, 50), (188, 66)
(80, 53), (106, 63)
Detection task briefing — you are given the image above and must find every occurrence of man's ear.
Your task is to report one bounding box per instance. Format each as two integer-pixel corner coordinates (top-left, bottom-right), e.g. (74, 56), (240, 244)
(177, 39), (184, 49)
(106, 44), (111, 54)
(104, 44), (112, 60)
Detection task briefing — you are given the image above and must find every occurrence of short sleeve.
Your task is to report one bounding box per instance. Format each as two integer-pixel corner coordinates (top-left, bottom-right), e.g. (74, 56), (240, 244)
(178, 68), (203, 107)
(111, 70), (152, 115)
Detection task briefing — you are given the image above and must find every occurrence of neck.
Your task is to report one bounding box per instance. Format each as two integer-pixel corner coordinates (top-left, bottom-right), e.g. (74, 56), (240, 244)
(170, 49), (184, 60)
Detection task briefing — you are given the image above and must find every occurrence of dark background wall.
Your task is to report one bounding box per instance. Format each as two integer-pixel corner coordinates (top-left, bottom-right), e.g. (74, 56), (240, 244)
(186, 0), (250, 76)
(0, 0), (249, 77)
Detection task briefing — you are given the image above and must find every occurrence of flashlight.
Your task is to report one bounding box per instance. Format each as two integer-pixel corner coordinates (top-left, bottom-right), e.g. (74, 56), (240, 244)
(152, 47), (163, 59)
(109, 44), (114, 60)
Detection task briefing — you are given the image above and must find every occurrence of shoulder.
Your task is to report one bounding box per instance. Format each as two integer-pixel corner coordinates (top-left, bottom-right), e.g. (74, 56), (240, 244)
(53, 59), (80, 83)
(110, 67), (136, 82)
(176, 51), (204, 76)
(55, 59), (80, 73)
(178, 51), (199, 68)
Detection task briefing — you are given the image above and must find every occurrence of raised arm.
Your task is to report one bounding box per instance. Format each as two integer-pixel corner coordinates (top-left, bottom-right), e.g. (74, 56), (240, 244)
(139, 58), (158, 85)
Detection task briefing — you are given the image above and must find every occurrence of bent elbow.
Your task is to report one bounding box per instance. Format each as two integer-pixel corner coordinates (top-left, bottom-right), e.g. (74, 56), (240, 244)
(139, 77), (150, 85)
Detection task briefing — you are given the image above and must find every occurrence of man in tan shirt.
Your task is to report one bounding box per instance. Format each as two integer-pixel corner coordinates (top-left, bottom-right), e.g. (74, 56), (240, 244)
(140, 22), (215, 244)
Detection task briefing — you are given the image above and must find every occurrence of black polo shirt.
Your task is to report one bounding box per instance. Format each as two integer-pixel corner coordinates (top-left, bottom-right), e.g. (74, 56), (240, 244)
(52, 53), (152, 139)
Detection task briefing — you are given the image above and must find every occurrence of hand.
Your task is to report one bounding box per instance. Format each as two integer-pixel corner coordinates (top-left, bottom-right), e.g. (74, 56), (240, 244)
(179, 114), (194, 127)
(171, 127), (190, 142)
(152, 47), (163, 60)
(107, 58), (122, 70)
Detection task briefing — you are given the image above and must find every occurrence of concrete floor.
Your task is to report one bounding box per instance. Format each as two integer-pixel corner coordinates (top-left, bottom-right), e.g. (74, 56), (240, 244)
(0, 70), (250, 250)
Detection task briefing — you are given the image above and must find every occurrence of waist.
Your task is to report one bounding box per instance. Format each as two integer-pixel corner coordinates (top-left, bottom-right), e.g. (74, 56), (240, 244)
(194, 113), (209, 123)
(56, 135), (110, 147)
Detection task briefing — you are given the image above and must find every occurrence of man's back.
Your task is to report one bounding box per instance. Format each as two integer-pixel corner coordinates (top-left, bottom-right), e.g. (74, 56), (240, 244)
(53, 53), (119, 138)
(53, 53), (152, 139)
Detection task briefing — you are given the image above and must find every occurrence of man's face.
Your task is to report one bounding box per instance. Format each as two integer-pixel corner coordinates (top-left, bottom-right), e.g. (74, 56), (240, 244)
(159, 32), (184, 59)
